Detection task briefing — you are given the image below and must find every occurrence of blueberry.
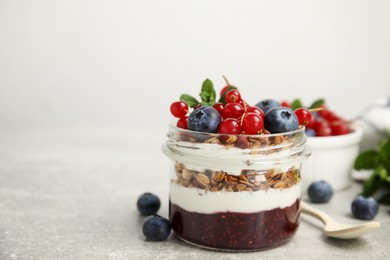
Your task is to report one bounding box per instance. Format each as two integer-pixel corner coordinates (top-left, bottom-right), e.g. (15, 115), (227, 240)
(305, 128), (316, 137)
(142, 215), (171, 241)
(188, 106), (221, 133)
(255, 99), (281, 114)
(307, 181), (333, 203)
(137, 193), (161, 216)
(264, 107), (299, 133)
(351, 195), (379, 220)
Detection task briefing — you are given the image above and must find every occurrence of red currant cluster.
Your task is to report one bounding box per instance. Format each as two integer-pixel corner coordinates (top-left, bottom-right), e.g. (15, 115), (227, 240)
(308, 107), (350, 136)
(170, 87), (265, 135)
(282, 100), (351, 137)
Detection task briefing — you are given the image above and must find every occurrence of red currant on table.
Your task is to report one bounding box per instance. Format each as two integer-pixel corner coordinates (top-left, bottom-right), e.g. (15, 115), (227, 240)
(294, 108), (312, 126)
(223, 103), (244, 119)
(218, 118), (242, 134)
(225, 90), (242, 103)
(176, 117), (188, 129)
(170, 101), (188, 118)
(242, 113), (264, 135)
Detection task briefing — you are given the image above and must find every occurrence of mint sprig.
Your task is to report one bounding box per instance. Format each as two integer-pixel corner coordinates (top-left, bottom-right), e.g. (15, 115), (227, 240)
(354, 136), (390, 204)
(290, 99), (303, 110)
(290, 98), (325, 110)
(200, 79), (216, 106)
(179, 78), (218, 108)
(180, 94), (200, 108)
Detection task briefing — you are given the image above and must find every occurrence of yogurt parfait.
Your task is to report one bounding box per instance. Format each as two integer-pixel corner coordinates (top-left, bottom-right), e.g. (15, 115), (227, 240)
(163, 78), (311, 251)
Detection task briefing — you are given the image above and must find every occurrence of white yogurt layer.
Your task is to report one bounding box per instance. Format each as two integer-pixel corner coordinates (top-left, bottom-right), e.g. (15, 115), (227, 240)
(163, 141), (306, 175)
(170, 182), (301, 214)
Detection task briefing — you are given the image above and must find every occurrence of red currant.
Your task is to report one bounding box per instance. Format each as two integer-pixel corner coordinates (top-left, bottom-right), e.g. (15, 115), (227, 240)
(225, 90), (242, 103)
(281, 100), (290, 108)
(218, 118), (242, 134)
(306, 115), (317, 129)
(315, 120), (332, 136)
(294, 108), (312, 126)
(247, 106), (265, 120)
(220, 85), (230, 96)
(213, 102), (224, 116)
(223, 103), (244, 119)
(330, 120), (350, 135)
(242, 113), (264, 135)
(170, 101), (188, 118)
(176, 117), (188, 129)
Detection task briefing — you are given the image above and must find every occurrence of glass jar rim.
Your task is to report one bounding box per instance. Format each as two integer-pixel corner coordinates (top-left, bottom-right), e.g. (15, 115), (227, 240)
(168, 121), (306, 139)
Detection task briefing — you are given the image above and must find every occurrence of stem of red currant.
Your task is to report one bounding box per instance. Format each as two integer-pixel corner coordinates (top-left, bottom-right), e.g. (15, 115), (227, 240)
(308, 107), (324, 112)
(222, 75), (230, 86)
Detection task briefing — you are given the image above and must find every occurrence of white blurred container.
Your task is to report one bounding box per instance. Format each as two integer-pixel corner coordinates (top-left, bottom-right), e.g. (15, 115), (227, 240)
(302, 126), (363, 192)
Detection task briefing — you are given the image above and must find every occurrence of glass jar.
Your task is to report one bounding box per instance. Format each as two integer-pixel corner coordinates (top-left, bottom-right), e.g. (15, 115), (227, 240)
(162, 124), (310, 251)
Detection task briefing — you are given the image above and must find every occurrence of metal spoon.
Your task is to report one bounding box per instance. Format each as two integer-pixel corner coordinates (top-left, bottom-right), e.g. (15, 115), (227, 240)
(301, 201), (381, 239)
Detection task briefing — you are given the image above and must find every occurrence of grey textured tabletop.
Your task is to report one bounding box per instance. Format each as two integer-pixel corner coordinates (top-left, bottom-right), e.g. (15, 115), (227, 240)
(0, 127), (389, 260)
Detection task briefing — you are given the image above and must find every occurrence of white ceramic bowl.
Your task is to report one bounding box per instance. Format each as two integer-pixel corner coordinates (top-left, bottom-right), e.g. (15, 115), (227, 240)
(302, 125), (363, 192)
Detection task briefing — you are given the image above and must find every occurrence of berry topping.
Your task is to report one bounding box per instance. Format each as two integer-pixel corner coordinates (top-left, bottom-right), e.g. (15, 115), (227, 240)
(264, 107), (299, 133)
(247, 106), (265, 120)
(351, 196), (379, 220)
(137, 193), (161, 216)
(142, 215), (171, 241)
(188, 106), (221, 133)
(218, 118), (242, 134)
(176, 117), (188, 130)
(212, 102), (224, 115)
(294, 108), (312, 126)
(255, 99), (281, 114)
(242, 113), (264, 135)
(307, 181), (333, 203)
(170, 101), (188, 118)
(225, 89), (242, 103)
(223, 103), (245, 119)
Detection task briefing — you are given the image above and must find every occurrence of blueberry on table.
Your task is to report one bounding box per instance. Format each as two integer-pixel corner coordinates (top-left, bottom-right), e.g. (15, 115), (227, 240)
(264, 107), (299, 133)
(351, 196), (379, 220)
(307, 181), (333, 203)
(188, 106), (221, 133)
(255, 99), (281, 114)
(137, 193), (161, 216)
(143, 215), (171, 241)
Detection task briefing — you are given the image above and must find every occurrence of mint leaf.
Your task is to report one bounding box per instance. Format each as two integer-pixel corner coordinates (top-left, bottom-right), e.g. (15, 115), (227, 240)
(378, 192), (390, 205)
(378, 138), (390, 169)
(309, 99), (325, 109)
(218, 85), (238, 103)
(354, 150), (379, 170)
(199, 79), (216, 106)
(290, 99), (303, 110)
(362, 167), (382, 196)
(378, 165), (389, 181)
(180, 94), (200, 108)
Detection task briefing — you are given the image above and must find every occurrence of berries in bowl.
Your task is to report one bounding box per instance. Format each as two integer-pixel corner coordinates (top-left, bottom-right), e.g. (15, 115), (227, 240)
(162, 77), (311, 251)
(284, 99), (363, 192)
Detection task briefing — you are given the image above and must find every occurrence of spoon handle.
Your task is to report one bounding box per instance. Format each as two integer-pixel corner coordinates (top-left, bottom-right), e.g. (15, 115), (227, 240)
(301, 201), (334, 225)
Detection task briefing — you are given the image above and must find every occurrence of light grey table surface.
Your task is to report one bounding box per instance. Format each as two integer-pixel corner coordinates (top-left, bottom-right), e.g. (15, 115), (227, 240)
(0, 126), (389, 260)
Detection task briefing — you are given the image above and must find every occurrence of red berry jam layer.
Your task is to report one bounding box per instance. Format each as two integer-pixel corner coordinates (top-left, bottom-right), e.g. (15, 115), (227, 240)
(169, 199), (300, 251)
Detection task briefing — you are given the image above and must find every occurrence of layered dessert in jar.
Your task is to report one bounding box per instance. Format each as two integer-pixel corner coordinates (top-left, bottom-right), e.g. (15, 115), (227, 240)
(163, 78), (311, 251)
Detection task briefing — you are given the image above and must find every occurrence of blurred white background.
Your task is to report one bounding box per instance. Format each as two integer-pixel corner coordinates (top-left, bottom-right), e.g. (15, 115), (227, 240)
(1, 0), (389, 133)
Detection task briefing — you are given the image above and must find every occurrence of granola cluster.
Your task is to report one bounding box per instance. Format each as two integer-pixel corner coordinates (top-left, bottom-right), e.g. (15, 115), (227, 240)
(173, 163), (300, 192)
(178, 128), (288, 150)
